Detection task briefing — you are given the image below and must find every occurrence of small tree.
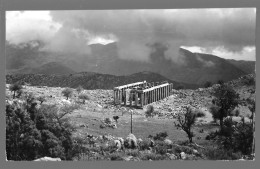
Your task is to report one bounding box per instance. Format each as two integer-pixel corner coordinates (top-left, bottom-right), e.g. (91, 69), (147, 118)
(210, 84), (239, 132)
(9, 83), (22, 99)
(78, 93), (90, 104)
(174, 106), (197, 143)
(247, 98), (255, 155)
(62, 88), (73, 100)
(37, 96), (46, 104)
(204, 81), (212, 88)
(217, 80), (224, 85)
(76, 85), (83, 94)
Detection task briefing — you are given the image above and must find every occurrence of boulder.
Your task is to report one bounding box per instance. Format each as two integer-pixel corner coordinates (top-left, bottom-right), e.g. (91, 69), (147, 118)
(124, 133), (138, 149)
(166, 153), (178, 160)
(164, 139), (173, 145)
(114, 140), (122, 150)
(193, 149), (199, 155)
(123, 156), (140, 161)
(137, 138), (143, 143)
(118, 137), (124, 145)
(180, 152), (187, 160)
(34, 157), (61, 161)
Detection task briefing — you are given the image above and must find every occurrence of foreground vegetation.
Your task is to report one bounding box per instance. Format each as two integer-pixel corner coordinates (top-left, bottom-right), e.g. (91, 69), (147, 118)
(5, 75), (255, 161)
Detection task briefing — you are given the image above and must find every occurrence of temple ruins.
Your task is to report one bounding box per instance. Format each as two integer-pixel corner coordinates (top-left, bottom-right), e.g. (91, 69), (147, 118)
(113, 81), (173, 108)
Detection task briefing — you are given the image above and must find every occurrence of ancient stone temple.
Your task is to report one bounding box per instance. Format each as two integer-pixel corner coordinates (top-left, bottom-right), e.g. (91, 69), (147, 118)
(113, 80), (173, 108)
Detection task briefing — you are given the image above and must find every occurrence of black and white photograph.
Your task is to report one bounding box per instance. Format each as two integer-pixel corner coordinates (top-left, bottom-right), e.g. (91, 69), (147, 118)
(5, 9), (256, 161)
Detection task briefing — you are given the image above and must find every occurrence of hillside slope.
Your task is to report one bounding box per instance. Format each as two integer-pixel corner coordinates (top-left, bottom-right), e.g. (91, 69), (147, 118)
(6, 71), (199, 90)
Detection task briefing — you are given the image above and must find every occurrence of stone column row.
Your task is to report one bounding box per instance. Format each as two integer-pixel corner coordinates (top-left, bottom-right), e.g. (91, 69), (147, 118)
(115, 83), (174, 107)
(141, 83), (173, 106)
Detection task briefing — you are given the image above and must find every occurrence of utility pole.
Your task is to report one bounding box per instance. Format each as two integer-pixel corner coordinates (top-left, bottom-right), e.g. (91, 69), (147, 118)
(129, 108), (133, 134)
(131, 111), (133, 134)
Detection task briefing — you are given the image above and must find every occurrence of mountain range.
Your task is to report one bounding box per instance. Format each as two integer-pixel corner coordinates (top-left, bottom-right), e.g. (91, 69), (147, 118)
(5, 40), (255, 86)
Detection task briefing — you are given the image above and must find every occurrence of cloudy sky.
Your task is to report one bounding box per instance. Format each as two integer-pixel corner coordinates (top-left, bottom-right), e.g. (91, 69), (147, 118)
(6, 9), (256, 61)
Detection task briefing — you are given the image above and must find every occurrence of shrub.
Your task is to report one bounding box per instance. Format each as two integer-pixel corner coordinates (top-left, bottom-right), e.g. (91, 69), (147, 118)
(109, 153), (124, 161)
(139, 140), (151, 151)
(172, 144), (193, 155)
(203, 146), (242, 160)
(153, 132), (168, 141)
(193, 109), (205, 118)
(76, 85), (84, 94)
(37, 96), (46, 104)
(176, 85), (184, 90)
(126, 149), (140, 157)
(78, 93), (90, 104)
(140, 153), (167, 160)
(145, 105), (154, 118)
(243, 76), (255, 86)
(154, 141), (168, 155)
(217, 80), (224, 85)
(62, 88), (73, 100)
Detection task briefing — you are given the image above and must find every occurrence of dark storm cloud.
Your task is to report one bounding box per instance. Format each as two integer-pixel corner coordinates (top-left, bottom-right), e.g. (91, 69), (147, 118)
(6, 9), (256, 63)
(49, 9), (255, 62)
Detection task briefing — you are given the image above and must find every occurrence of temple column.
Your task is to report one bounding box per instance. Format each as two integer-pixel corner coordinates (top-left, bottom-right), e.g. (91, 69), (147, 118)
(135, 92), (138, 106)
(124, 90), (127, 105)
(130, 93), (133, 107)
(119, 90), (122, 105)
(141, 93), (144, 107)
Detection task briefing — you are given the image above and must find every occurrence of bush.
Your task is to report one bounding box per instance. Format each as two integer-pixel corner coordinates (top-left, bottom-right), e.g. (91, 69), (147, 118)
(243, 76), (255, 86)
(154, 141), (169, 155)
(153, 132), (168, 141)
(76, 85), (84, 94)
(217, 80), (224, 85)
(78, 93), (90, 104)
(145, 105), (154, 118)
(109, 153), (124, 161)
(140, 153), (167, 160)
(37, 96), (46, 104)
(193, 109), (205, 118)
(126, 149), (140, 157)
(203, 146), (242, 160)
(139, 140), (151, 151)
(172, 145), (193, 154)
(176, 85), (184, 90)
